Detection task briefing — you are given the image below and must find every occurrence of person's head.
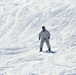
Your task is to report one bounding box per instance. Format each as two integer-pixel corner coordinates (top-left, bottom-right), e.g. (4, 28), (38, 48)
(42, 26), (46, 32)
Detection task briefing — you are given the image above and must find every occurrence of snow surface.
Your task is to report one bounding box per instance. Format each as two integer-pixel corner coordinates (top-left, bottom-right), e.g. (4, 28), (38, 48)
(0, 0), (76, 75)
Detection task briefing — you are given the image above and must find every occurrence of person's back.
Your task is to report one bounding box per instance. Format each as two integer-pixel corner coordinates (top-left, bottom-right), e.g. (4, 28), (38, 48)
(39, 26), (51, 52)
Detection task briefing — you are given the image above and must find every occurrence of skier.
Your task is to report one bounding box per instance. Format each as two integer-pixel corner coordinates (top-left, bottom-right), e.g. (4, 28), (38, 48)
(39, 26), (51, 52)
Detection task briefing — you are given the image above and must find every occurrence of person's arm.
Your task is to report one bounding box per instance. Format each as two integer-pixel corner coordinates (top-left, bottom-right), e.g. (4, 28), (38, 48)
(39, 31), (41, 40)
(47, 31), (50, 39)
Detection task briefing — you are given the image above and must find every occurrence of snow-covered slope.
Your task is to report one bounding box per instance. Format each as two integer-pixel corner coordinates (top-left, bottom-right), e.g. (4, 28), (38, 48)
(0, 0), (76, 75)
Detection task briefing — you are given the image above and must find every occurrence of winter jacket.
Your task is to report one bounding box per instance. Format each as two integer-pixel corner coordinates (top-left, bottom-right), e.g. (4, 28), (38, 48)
(39, 30), (50, 40)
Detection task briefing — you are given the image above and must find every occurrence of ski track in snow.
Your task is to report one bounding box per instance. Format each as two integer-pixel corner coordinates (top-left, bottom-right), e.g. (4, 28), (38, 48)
(0, 0), (76, 75)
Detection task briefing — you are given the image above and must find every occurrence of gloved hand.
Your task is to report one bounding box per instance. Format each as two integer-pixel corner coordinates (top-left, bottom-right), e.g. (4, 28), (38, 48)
(48, 37), (50, 39)
(39, 38), (40, 40)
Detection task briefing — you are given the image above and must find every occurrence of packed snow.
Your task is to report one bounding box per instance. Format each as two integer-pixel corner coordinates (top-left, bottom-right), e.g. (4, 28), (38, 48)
(0, 0), (76, 75)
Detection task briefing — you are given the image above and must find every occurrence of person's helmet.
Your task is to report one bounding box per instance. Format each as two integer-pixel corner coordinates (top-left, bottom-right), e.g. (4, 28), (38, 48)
(42, 26), (46, 32)
(42, 26), (45, 29)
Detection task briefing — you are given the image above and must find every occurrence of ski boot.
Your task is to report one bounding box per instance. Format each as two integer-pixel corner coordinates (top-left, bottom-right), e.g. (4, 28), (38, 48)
(40, 48), (42, 52)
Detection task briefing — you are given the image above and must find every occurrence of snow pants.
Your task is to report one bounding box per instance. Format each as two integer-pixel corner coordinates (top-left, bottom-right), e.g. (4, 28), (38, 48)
(40, 39), (50, 49)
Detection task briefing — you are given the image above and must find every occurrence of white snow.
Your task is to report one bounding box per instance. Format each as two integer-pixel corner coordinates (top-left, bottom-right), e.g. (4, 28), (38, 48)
(0, 0), (76, 75)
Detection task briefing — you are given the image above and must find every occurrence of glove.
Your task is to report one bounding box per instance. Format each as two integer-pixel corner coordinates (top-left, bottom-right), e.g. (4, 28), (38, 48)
(48, 37), (50, 39)
(39, 38), (40, 40)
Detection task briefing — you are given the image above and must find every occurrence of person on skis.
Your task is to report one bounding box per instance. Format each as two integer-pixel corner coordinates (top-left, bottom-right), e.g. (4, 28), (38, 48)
(39, 26), (51, 52)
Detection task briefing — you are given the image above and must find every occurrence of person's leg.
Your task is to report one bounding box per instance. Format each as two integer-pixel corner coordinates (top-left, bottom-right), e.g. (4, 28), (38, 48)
(40, 40), (44, 52)
(46, 40), (51, 51)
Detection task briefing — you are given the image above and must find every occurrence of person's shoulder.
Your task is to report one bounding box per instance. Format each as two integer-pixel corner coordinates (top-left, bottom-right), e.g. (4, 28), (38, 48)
(40, 30), (43, 33)
(46, 30), (49, 32)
